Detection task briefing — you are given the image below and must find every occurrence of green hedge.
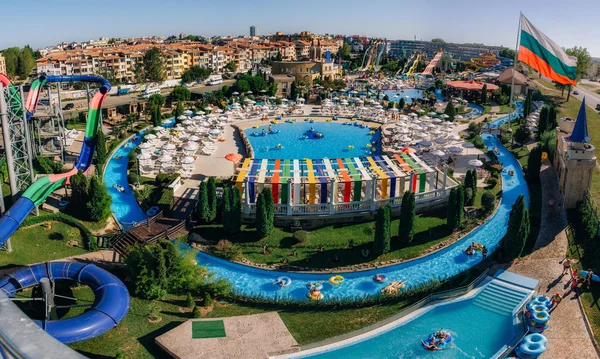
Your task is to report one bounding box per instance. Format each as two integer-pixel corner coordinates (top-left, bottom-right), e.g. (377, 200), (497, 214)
(157, 188), (174, 213)
(21, 213), (98, 251)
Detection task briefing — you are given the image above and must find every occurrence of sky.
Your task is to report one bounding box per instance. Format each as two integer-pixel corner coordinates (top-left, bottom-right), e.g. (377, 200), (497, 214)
(2, 0), (598, 57)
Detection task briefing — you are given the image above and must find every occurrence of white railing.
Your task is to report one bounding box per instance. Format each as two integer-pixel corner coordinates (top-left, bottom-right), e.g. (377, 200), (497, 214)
(241, 188), (450, 217)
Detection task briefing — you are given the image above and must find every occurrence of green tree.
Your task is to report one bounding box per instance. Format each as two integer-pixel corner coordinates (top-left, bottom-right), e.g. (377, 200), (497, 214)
(456, 185), (464, 227)
(547, 105), (557, 131)
(398, 191), (416, 244)
(222, 186), (232, 233)
(527, 144), (542, 183)
(255, 191), (268, 238)
(565, 46), (592, 101)
(290, 82), (298, 99)
(95, 130), (107, 169)
(197, 181), (210, 223)
(225, 61), (237, 72)
(155, 246), (168, 287)
(263, 187), (275, 236)
(173, 101), (184, 118)
(480, 84), (488, 104)
(444, 101), (455, 122)
(70, 170), (89, 216)
(447, 187), (458, 230)
(499, 48), (516, 60)
(373, 205), (391, 256)
(150, 105), (161, 127)
(231, 186), (242, 234)
(170, 85), (191, 102)
(523, 91), (532, 119)
(185, 292), (195, 308)
(87, 175), (112, 222)
(502, 195), (530, 259)
(481, 191), (496, 215)
(77, 111), (87, 124)
(513, 124), (530, 145)
(148, 93), (166, 109)
(181, 65), (212, 83)
(192, 305), (202, 318)
(203, 292), (213, 307)
(141, 47), (165, 82)
(207, 177), (217, 222)
(398, 98), (405, 110)
(537, 105), (549, 134)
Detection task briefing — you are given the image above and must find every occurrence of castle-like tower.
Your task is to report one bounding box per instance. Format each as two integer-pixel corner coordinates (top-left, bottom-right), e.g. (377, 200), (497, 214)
(309, 39), (323, 61)
(554, 98), (597, 209)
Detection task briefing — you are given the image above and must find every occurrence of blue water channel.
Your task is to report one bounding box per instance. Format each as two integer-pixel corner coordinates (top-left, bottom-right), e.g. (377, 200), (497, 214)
(103, 131), (148, 226)
(195, 134), (528, 300)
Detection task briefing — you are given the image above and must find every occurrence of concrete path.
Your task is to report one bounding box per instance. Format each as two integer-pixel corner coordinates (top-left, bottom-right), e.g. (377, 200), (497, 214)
(505, 164), (599, 358)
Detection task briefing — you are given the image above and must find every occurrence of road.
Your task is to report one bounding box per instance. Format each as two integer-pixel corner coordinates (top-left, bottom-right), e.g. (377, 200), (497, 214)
(539, 75), (600, 112)
(60, 80), (234, 119)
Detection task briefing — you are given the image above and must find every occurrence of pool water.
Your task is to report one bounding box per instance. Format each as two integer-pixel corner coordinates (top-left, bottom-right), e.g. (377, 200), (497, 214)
(245, 121), (381, 160)
(294, 293), (515, 359)
(486, 101), (524, 129)
(195, 134), (529, 300)
(103, 131), (148, 226)
(466, 103), (484, 119)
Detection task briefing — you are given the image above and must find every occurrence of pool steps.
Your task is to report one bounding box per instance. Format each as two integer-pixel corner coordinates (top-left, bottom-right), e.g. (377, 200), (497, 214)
(473, 280), (531, 316)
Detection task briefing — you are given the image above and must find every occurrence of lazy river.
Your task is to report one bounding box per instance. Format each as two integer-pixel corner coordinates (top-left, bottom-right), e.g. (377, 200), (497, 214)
(195, 133), (528, 300)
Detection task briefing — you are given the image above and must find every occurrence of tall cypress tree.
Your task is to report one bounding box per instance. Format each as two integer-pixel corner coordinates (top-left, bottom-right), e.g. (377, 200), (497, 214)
(87, 175), (112, 222)
(373, 205), (391, 256)
(262, 187), (274, 236)
(222, 186), (232, 233)
(456, 185), (465, 227)
(547, 105), (558, 130)
(197, 181), (210, 223)
(502, 195), (530, 259)
(480, 84), (488, 104)
(471, 169), (478, 198)
(231, 186), (242, 234)
(447, 188), (458, 230)
(538, 106), (549, 134)
(399, 191), (416, 244)
(527, 145), (542, 183)
(70, 170), (89, 217)
(255, 191), (269, 238)
(207, 177), (217, 222)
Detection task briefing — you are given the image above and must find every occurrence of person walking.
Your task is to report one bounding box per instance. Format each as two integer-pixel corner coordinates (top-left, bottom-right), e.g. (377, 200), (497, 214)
(562, 258), (572, 277)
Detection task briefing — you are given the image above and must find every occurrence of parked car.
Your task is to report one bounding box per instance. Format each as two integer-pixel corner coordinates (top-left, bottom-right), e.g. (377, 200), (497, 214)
(573, 90), (579, 95)
(62, 103), (74, 110)
(596, 104), (600, 111)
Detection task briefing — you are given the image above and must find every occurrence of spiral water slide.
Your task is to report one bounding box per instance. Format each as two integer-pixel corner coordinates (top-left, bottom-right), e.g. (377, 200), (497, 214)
(0, 75), (130, 344)
(421, 50), (444, 75)
(0, 75), (110, 247)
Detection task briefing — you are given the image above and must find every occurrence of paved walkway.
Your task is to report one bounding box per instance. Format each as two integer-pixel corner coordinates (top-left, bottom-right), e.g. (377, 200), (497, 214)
(504, 164), (599, 358)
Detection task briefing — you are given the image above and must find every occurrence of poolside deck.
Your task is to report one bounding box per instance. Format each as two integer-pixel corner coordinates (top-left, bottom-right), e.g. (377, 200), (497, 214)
(155, 312), (299, 359)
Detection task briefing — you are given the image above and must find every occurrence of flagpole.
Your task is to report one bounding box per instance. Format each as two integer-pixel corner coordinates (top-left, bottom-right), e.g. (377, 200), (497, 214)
(508, 11), (522, 124)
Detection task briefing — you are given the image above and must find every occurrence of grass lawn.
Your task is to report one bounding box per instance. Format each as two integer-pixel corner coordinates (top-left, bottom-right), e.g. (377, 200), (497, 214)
(532, 78), (600, 204)
(565, 217), (600, 346)
(0, 221), (88, 270)
(196, 208), (453, 269)
(65, 122), (86, 130)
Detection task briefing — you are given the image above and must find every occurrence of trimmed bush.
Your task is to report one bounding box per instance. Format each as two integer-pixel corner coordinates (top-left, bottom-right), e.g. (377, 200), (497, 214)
(192, 305), (202, 318)
(398, 191), (416, 244)
(69, 170), (89, 217)
(21, 213), (97, 251)
(222, 186), (232, 233)
(185, 292), (195, 308)
(157, 188), (174, 212)
(203, 292), (212, 307)
(197, 181), (210, 223)
(207, 177), (217, 221)
(293, 230), (309, 243)
(373, 205), (391, 256)
(472, 135), (485, 149)
(127, 172), (140, 186)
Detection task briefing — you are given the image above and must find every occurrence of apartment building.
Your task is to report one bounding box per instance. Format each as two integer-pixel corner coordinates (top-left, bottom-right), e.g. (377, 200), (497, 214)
(0, 54), (7, 75)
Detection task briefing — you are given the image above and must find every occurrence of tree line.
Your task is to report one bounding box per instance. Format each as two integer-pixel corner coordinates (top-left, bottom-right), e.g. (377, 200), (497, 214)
(1, 45), (39, 79)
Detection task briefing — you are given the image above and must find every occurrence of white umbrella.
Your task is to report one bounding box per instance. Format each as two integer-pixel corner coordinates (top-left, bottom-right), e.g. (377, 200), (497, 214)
(232, 91), (239, 96)
(188, 135), (200, 141)
(397, 128), (410, 134)
(181, 156), (195, 164)
(428, 112), (437, 116)
(177, 115), (188, 120)
(448, 134), (461, 141)
(399, 135), (412, 142)
(162, 143), (176, 150)
(462, 142), (475, 149)
(138, 152), (153, 160)
(192, 115), (203, 120)
(431, 149), (446, 156)
(416, 109), (425, 113)
(139, 142), (152, 149)
(158, 155), (172, 163)
(432, 118), (443, 123)
(204, 107), (212, 111)
(153, 126), (164, 131)
(468, 159), (484, 167)
(182, 119), (193, 125)
(210, 128), (221, 135)
(196, 111), (205, 115)
(184, 143), (199, 151)
(183, 110), (193, 115)
(456, 115), (464, 119)
(144, 134), (157, 140)
(440, 114), (449, 119)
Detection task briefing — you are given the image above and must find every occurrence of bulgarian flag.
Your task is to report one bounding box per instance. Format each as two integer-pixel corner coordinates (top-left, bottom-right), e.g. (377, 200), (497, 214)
(518, 14), (577, 86)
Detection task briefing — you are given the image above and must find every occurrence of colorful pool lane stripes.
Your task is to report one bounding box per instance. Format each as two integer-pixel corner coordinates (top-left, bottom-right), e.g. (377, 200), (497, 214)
(235, 158), (251, 194)
(366, 156), (388, 199)
(344, 158), (362, 202)
(281, 160), (291, 204)
(306, 159), (316, 204)
(336, 158), (352, 202)
(314, 160), (328, 204)
(272, 160), (280, 203)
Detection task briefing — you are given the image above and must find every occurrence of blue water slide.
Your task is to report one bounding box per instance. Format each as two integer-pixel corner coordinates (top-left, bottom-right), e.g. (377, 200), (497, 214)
(0, 197), (36, 245)
(0, 261), (130, 344)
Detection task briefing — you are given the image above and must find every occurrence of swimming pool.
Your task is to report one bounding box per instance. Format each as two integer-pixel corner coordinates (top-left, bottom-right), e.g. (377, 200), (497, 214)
(195, 133), (528, 300)
(486, 102), (524, 129)
(285, 287), (516, 358)
(244, 121), (381, 160)
(103, 131), (148, 226)
(466, 103), (484, 119)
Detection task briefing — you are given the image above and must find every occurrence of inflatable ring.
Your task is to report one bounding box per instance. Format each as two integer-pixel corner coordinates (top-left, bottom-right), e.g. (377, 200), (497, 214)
(307, 291), (324, 301)
(369, 131), (375, 135)
(252, 125), (259, 129)
(532, 310), (550, 324)
(373, 274), (388, 283)
(347, 145), (354, 150)
(58, 200), (69, 207)
(274, 276), (292, 287)
(531, 295), (552, 309)
(371, 147), (376, 152)
(306, 282), (323, 291)
(329, 275), (344, 286)
(366, 143), (372, 148)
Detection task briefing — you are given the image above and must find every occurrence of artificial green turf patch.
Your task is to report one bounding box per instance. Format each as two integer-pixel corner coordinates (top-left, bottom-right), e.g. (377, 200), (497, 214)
(192, 320), (226, 339)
